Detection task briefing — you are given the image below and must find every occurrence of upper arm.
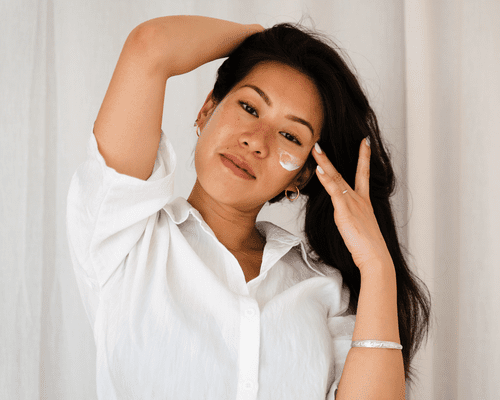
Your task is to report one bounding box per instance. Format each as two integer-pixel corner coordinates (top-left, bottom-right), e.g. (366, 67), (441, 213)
(93, 25), (169, 181)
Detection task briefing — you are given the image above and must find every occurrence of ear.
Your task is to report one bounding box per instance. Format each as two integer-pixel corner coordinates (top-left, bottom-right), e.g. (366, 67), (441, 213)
(196, 89), (217, 130)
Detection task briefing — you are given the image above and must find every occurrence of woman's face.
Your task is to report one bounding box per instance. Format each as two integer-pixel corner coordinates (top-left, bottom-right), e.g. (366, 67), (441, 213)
(194, 61), (324, 212)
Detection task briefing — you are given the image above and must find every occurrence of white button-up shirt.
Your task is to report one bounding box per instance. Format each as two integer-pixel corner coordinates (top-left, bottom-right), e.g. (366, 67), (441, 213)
(66, 130), (356, 400)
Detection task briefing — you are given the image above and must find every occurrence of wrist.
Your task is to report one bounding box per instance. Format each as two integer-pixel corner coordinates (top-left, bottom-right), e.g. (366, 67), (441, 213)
(359, 258), (396, 279)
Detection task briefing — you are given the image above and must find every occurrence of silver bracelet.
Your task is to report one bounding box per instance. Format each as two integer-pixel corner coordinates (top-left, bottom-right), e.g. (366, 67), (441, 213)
(351, 340), (403, 350)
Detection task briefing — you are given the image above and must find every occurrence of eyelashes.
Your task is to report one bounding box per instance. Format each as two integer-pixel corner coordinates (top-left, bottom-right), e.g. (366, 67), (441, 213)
(239, 101), (302, 146)
(240, 101), (258, 117)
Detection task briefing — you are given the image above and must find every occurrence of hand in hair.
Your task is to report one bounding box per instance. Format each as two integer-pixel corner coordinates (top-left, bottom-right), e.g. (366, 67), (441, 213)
(312, 139), (394, 275)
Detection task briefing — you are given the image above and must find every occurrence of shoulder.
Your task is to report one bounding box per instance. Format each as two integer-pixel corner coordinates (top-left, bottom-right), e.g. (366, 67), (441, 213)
(298, 249), (353, 316)
(293, 243), (344, 282)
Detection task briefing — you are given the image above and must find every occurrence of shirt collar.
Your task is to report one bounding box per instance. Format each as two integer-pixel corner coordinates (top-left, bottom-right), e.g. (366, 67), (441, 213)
(163, 197), (326, 277)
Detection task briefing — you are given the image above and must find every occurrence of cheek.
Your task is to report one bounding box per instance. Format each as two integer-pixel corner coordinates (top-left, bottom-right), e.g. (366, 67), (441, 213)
(277, 148), (303, 171)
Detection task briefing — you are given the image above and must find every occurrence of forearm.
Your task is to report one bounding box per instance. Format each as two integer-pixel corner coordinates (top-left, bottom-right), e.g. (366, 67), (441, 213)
(133, 15), (262, 78)
(336, 264), (406, 399)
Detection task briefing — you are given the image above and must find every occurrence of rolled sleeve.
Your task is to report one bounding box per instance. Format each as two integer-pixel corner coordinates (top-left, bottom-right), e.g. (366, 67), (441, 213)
(326, 313), (356, 399)
(66, 129), (175, 325)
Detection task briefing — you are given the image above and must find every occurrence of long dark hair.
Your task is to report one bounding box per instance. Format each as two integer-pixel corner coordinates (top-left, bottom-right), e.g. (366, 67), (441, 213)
(209, 21), (432, 389)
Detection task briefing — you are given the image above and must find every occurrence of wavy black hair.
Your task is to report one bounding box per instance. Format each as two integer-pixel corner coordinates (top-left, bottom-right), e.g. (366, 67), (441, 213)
(208, 20), (432, 389)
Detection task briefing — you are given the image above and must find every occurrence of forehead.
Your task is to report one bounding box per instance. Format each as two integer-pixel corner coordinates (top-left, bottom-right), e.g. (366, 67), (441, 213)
(231, 61), (323, 140)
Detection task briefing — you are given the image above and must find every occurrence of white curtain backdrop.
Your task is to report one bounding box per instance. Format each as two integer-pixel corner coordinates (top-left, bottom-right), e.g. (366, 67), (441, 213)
(2, 0), (499, 399)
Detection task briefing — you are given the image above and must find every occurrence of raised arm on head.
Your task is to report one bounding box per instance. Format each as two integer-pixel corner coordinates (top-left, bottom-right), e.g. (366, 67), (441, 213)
(93, 15), (263, 181)
(139, 15), (264, 78)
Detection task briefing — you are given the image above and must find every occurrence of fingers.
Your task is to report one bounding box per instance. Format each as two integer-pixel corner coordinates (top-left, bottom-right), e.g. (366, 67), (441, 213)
(354, 138), (371, 200)
(312, 138), (371, 202)
(313, 142), (351, 200)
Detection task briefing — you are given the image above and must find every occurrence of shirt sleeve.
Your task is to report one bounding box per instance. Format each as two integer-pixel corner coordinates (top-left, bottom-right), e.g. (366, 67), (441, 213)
(326, 312), (356, 399)
(66, 129), (175, 327)
(302, 255), (356, 398)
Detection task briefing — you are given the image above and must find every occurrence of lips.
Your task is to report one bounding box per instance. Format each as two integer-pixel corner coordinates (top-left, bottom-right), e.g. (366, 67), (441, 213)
(221, 153), (256, 178)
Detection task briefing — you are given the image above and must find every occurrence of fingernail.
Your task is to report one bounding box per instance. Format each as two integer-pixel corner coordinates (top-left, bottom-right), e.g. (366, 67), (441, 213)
(365, 137), (370, 147)
(314, 142), (322, 154)
(317, 165), (325, 174)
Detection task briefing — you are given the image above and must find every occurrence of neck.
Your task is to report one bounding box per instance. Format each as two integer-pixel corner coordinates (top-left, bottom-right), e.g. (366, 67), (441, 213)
(187, 179), (266, 253)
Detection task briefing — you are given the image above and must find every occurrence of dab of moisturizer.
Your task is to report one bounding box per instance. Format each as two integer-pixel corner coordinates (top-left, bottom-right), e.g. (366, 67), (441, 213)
(278, 148), (302, 171)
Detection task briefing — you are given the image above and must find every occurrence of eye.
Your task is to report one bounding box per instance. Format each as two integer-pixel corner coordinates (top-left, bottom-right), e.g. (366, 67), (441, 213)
(280, 131), (302, 146)
(239, 101), (258, 117)
(239, 100), (302, 145)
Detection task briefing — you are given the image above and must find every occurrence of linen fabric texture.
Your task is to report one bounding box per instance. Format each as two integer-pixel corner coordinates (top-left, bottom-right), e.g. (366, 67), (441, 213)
(66, 129), (356, 400)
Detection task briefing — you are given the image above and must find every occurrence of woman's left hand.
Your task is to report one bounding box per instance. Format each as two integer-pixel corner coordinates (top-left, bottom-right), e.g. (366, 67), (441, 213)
(312, 138), (394, 275)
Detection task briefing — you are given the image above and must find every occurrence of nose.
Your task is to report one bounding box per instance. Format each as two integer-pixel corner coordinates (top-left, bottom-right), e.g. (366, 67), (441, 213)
(239, 123), (271, 157)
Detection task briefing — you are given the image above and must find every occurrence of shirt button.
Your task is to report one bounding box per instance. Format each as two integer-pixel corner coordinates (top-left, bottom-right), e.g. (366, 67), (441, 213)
(243, 380), (254, 390)
(245, 308), (256, 318)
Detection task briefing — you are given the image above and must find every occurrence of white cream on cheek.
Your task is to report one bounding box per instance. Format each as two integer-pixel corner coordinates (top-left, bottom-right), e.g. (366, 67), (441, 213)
(278, 148), (302, 171)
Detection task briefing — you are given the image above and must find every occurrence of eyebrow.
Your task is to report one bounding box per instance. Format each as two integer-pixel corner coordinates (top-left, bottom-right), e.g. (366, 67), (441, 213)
(241, 84), (315, 138)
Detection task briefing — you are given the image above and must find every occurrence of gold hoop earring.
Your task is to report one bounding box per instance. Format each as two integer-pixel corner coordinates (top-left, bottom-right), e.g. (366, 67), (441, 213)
(194, 120), (200, 137)
(285, 186), (300, 202)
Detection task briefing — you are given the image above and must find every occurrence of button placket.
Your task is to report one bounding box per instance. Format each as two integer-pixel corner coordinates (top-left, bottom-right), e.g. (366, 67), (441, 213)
(236, 297), (260, 400)
(245, 308), (256, 318)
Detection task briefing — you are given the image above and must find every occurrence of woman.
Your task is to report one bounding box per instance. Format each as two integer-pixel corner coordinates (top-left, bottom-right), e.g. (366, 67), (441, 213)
(66, 15), (431, 399)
